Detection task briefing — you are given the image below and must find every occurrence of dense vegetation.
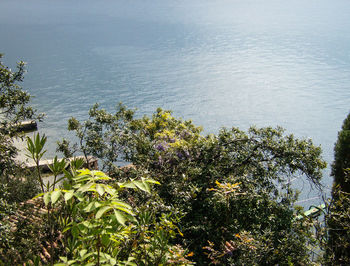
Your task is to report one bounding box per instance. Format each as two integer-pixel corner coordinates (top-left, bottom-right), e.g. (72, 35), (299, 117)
(324, 113), (350, 264)
(0, 55), (349, 265)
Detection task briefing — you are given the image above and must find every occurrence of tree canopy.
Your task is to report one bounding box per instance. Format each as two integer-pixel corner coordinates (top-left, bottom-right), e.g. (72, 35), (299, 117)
(59, 105), (327, 264)
(331, 112), (350, 193)
(325, 112), (350, 264)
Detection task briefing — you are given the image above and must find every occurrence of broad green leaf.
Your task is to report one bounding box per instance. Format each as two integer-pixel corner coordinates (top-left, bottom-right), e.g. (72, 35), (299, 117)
(82, 220), (94, 229)
(80, 252), (93, 261)
(77, 169), (91, 176)
(64, 190), (74, 201)
(114, 210), (126, 225)
(109, 258), (117, 265)
(59, 256), (67, 263)
(111, 200), (132, 209)
(79, 249), (88, 258)
(74, 174), (90, 182)
(143, 181), (150, 193)
(133, 180), (150, 193)
(78, 223), (88, 234)
(96, 206), (112, 219)
(118, 181), (136, 189)
(83, 202), (96, 212)
(51, 190), (61, 204)
(104, 186), (116, 195)
(96, 184), (105, 196)
(43, 192), (50, 206)
(116, 206), (134, 215)
(75, 192), (85, 201)
(94, 201), (102, 208)
(91, 170), (108, 177)
(78, 182), (93, 193)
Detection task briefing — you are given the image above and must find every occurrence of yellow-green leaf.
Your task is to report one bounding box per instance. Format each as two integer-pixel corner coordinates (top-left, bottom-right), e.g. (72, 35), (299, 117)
(33, 193), (44, 200)
(51, 190), (61, 204)
(104, 186), (116, 195)
(111, 200), (132, 209)
(116, 206), (134, 215)
(77, 169), (91, 176)
(43, 192), (50, 206)
(143, 178), (160, 185)
(134, 180), (150, 193)
(79, 249), (88, 258)
(64, 190), (74, 201)
(118, 181), (136, 189)
(96, 184), (105, 196)
(114, 210), (126, 225)
(84, 202), (96, 212)
(78, 182), (93, 193)
(96, 206), (112, 219)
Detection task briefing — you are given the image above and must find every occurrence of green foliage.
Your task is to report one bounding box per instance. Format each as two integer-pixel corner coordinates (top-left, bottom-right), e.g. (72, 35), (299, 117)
(0, 173), (44, 264)
(48, 156), (68, 190)
(324, 176), (350, 265)
(26, 133), (47, 193)
(0, 200), (46, 264)
(0, 54), (36, 134)
(0, 53), (43, 180)
(331, 112), (350, 193)
(48, 169), (137, 265)
(124, 110), (325, 264)
(57, 103), (135, 175)
(26, 132), (47, 163)
(37, 167), (191, 265)
(0, 54), (43, 264)
(325, 110), (350, 264)
(62, 105), (326, 265)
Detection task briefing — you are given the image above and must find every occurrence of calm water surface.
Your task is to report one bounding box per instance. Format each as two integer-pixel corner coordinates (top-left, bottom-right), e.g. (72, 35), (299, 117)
(1, 0), (350, 204)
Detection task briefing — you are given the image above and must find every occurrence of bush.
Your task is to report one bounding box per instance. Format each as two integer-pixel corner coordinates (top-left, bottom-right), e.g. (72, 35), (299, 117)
(62, 105), (326, 264)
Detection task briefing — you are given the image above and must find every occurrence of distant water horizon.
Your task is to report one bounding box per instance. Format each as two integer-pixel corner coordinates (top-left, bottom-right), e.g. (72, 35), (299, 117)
(1, 0), (350, 206)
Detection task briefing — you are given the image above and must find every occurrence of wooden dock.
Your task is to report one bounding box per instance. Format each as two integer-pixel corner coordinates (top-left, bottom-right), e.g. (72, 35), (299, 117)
(15, 120), (38, 132)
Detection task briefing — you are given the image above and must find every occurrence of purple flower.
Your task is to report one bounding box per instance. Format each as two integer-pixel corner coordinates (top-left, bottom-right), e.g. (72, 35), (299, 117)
(155, 142), (168, 151)
(176, 151), (184, 159)
(176, 150), (190, 160)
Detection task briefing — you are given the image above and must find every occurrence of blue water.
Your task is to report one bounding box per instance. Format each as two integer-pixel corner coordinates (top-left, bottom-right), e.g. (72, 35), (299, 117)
(1, 0), (350, 204)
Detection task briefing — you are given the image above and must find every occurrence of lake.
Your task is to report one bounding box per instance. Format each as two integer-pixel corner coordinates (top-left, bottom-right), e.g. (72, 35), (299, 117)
(1, 0), (349, 205)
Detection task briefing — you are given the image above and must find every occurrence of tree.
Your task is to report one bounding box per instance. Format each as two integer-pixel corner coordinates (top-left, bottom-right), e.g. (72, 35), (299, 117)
(325, 112), (350, 264)
(62, 105), (327, 264)
(0, 53), (43, 180)
(331, 112), (350, 193)
(325, 173), (350, 265)
(128, 109), (326, 264)
(57, 103), (135, 176)
(0, 54), (43, 263)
